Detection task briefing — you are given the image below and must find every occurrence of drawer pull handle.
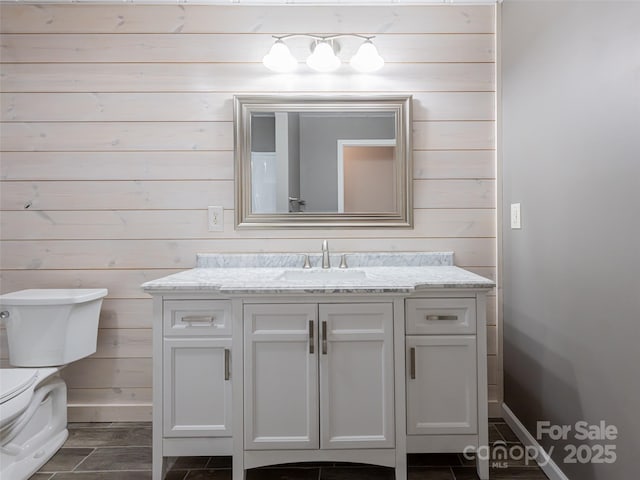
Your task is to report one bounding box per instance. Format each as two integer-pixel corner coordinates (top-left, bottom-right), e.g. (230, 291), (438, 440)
(182, 315), (215, 326)
(309, 320), (314, 355)
(410, 347), (416, 380)
(322, 321), (328, 355)
(224, 348), (230, 381)
(425, 314), (458, 321)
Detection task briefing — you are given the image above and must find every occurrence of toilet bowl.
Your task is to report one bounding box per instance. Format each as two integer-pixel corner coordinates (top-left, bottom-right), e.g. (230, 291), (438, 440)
(1, 368), (67, 480)
(0, 288), (107, 480)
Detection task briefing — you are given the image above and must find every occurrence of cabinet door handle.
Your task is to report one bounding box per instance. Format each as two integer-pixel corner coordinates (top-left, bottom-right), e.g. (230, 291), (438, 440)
(425, 314), (458, 321)
(183, 315), (215, 326)
(410, 347), (416, 380)
(224, 348), (230, 381)
(322, 321), (328, 355)
(309, 320), (314, 354)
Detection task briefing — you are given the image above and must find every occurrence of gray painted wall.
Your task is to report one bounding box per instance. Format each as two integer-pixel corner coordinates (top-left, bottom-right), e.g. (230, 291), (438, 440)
(501, 2), (640, 479)
(251, 115), (275, 152)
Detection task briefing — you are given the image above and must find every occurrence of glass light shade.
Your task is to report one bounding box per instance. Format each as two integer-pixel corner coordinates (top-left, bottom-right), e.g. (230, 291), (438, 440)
(306, 42), (341, 73)
(350, 40), (385, 73)
(263, 40), (297, 73)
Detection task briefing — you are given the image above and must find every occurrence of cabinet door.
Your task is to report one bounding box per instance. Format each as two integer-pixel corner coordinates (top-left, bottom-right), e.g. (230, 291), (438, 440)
(163, 337), (232, 437)
(406, 335), (477, 435)
(244, 304), (319, 450)
(319, 303), (395, 449)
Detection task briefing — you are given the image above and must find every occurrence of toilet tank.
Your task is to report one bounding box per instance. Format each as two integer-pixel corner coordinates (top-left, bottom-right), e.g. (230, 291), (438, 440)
(0, 289), (108, 367)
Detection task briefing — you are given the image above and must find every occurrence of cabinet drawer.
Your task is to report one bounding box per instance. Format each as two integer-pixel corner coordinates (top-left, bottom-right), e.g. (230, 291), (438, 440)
(164, 300), (231, 336)
(406, 298), (475, 335)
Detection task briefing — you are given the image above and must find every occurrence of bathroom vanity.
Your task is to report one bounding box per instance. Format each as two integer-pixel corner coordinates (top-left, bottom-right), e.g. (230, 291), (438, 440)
(142, 252), (494, 480)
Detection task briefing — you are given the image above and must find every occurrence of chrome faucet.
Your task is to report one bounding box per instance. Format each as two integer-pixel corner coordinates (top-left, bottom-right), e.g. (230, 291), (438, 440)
(322, 240), (330, 269)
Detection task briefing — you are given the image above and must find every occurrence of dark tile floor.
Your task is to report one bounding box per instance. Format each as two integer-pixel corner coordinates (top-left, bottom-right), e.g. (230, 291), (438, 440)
(32, 421), (550, 480)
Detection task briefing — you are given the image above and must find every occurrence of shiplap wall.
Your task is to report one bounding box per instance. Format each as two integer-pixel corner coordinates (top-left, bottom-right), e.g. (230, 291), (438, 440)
(0, 3), (498, 420)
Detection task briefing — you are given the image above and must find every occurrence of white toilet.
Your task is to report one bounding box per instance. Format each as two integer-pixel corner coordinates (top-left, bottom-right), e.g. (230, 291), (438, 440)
(0, 288), (107, 480)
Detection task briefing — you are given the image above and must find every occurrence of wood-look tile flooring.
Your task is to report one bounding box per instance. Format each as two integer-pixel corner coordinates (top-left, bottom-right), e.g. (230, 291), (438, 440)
(32, 421), (550, 479)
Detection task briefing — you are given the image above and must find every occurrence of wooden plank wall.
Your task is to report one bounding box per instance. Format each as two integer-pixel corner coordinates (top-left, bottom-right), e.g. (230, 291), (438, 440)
(0, 3), (499, 420)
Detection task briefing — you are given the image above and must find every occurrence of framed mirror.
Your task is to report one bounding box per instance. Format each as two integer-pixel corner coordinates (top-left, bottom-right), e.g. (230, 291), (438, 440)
(234, 94), (412, 228)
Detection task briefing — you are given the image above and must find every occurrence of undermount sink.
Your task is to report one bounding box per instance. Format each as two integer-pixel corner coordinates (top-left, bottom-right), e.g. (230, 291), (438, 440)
(277, 268), (368, 282)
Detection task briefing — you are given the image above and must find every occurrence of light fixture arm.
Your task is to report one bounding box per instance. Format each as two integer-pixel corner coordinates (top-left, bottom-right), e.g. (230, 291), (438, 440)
(272, 33), (376, 42)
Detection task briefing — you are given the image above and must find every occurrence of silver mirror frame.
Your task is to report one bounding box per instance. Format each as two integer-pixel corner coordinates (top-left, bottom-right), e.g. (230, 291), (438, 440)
(233, 94), (413, 229)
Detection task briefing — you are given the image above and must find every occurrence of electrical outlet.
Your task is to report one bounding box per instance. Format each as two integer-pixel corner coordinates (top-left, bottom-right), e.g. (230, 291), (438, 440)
(510, 203), (521, 229)
(208, 206), (224, 232)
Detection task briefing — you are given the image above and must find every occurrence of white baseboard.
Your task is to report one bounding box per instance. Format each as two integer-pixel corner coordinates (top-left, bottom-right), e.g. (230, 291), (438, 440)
(68, 404), (152, 422)
(501, 403), (569, 480)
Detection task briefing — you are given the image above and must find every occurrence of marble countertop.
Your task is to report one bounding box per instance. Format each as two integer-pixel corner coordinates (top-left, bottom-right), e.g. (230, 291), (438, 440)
(141, 252), (494, 294)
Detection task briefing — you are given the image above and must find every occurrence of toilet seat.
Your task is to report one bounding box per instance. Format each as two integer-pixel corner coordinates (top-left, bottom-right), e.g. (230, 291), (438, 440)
(1, 369), (39, 403)
(0, 368), (59, 429)
(0, 369), (40, 427)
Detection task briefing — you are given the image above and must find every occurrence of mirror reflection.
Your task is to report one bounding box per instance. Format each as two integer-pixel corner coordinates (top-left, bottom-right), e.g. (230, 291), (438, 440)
(234, 95), (412, 228)
(250, 111), (397, 214)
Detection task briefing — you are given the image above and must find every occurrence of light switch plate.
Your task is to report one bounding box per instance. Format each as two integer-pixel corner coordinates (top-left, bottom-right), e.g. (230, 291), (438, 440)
(510, 203), (521, 229)
(208, 206), (224, 232)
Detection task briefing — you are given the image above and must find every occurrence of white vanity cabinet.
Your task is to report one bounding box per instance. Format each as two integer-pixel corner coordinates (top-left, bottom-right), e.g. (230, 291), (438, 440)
(160, 300), (233, 445)
(144, 256), (493, 480)
(243, 302), (395, 451)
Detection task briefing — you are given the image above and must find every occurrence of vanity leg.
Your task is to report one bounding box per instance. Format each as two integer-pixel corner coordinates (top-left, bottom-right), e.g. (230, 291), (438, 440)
(395, 462), (407, 480)
(232, 456), (246, 480)
(151, 454), (164, 480)
(477, 457), (489, 480)
(151, 429), (163, 480)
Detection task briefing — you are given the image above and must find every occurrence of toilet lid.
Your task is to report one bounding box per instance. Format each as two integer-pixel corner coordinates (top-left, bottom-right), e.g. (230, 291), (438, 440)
(0, 369), (39, 404)
(0, 288), (108, 305)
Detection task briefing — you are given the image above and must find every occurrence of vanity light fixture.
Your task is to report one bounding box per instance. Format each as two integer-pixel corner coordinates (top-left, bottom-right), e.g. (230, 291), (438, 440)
(262, 39), (298, 73)
(350, 39), (385, 73)
(306, 40), (341, 73)
(263, 34), (384, 73)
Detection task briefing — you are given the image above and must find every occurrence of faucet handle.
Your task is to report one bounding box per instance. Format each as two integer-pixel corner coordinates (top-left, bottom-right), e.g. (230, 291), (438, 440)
(339, 254), (348, 269)
(302, 254), (311, 269)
